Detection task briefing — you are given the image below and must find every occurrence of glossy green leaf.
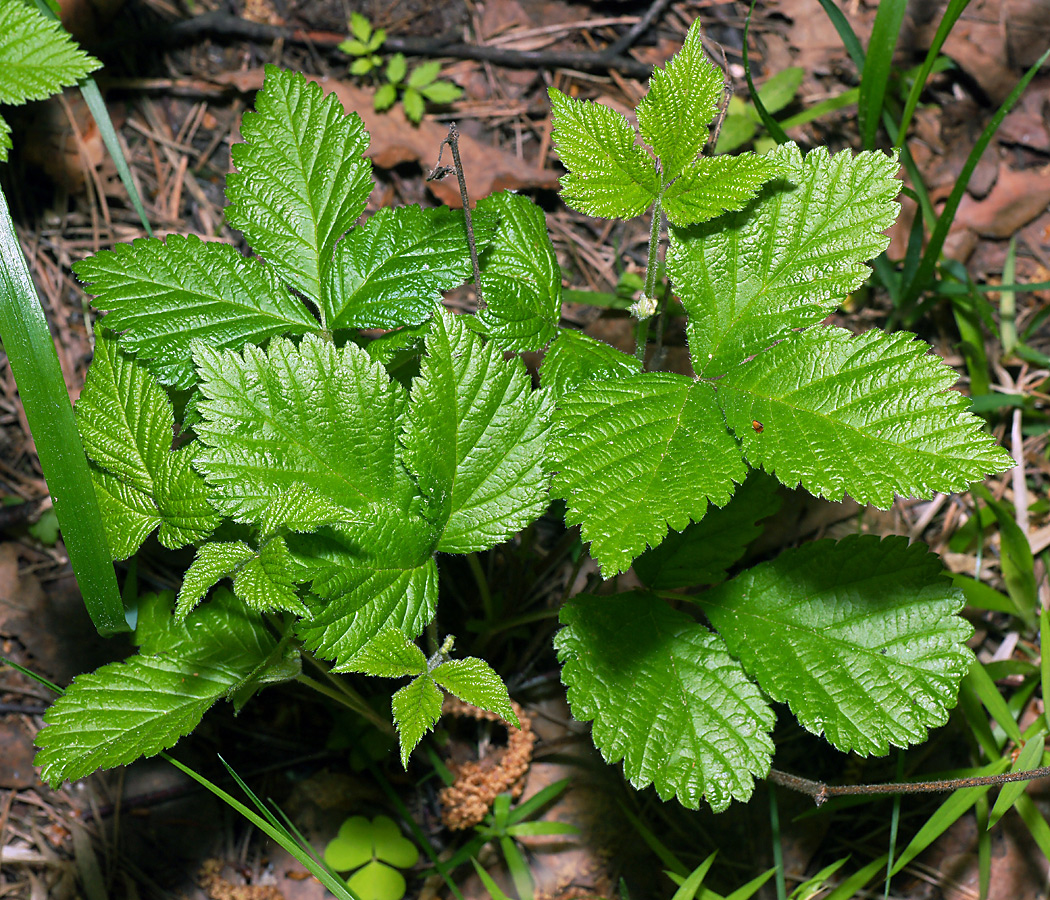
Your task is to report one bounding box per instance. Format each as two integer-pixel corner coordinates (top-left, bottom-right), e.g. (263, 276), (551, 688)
(662, 153), (782, 227)
(391, 673), (442, 766)
(432, 658), (517, 726)
(539, 329), (641, 396)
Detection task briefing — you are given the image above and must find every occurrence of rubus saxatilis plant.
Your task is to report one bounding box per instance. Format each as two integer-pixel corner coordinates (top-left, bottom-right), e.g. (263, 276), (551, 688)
(36, 21), (1012, 814)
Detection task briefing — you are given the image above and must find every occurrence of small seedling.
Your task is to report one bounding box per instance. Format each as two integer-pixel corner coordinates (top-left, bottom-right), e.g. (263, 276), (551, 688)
(323, 815), (419, 900)
(339, 13), (386, 77)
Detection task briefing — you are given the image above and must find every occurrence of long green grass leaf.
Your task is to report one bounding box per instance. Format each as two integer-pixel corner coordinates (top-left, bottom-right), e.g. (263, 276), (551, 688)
(859, 0), (907, 149)
(0, 188), (126, 634)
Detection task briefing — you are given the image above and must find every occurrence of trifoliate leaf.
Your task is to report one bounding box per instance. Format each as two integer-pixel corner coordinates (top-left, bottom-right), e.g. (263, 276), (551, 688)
(539, 329), (641, 395)
(432, 658), (518, 727)
(548, 87), (659, 219)
(176, 541), (255, 619)
(325, 205), (485, 330)
(634, 469), (781, 589)
(76, 333), (218, 559)
(700, 535), (974, 755)
(73, 235), (318, 389)
(293, 521), (439, 669)
(662, 154), (783, 227)
(556, 592), (774, 811)
(35, 590), (288, 785)
(342, 626), (427, 678)
(391, 674), (442, 766)
(402, 309), (553, 554)
(225, 65), (373, 304)
(0, 2), (101, 107)
(232, 536), (308, 616)
(667, 143), (900, 376)
(717, 327), (1015, 507)
(476, 192), (562, 352)
(193, 334), (415, 526)
(635, 20), (721, 181)
(549, 373), (746, 575)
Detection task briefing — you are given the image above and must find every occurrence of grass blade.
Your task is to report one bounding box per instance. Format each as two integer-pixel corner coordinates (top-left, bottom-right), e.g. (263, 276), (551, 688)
(988, 734), (1046, 828)
(0, 188), (126, 635)
(858, 0), (907, 148)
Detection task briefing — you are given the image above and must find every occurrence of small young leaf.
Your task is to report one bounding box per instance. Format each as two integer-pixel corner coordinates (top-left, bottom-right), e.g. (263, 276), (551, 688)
(757, 67), (804, 115)
(260, 482), (362, 537)
(374, 81), (397, 111)
(73, 235), (318, 390)
(342, 626), (427, 678)
(232, 536), (308, 616)
(391, 674), (443, 766)
(557, 592), (774, 811)
(386, 52), (407, 85)
(407, 60), (442, 90)
(713, 114), (757, 154)
(717, 327), (1015, 507)
(0, 2), (101, 108)
(402, 309), (553, 554)
(402, 87), (424, 123)
(633, 469), (781, 589)
(226, 66), (373, 305)
(349, 12), (372, 43)
(325, 205), (488, 330)
(667, 143), (900, 376)
(661, 154), (783, 227)
(349, 56), (373, 76)
(700, 535), (974, 755)
(432, 658), (518, 726)
(35, 590), (289, 785)
(420, 81), (462, 104)
(635, 19), (722, 181)
(368, 29), (386, 52)
(539, 329), (641, 395)
(549, 373), (746, 575)
(548, 87), (660, 219)
(176, 541), (255, 619)
(476, 191), (562, 352)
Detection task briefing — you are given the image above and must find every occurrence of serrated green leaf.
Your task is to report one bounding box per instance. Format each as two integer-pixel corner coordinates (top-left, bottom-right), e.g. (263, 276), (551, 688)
(548, 87), (659, 219)
(432, 658), (518, 726)
(193, 334), (415, 526)
(700, 535), (974, 755)
(325, 205), (486, 330)
(556, 592), (774, 811)
(0, 115), (11, 164)
(342, 626), (427, 678)
(233, 536), (308, 616)
(261, 482), (362, 537)
(662, 154), (782, 227)
(374, 81), (397, 111)
(539, 329), (641, 395)
(386, 52), (407, 85)
(549, 373), (746, 575)
(73, 235), (318, 390)
(420, 81), (462, 104)
(635, 20), (722, 181)
(667, 143), (900, 375)
(225, 65), (373, 305)
(391, 673), (442, 766)
(402, 87), (424, 123)
(76, 333), (218, 558)
(634, 469), (781, 589)
(718, 327), (1014, 507)
(408, 60), (442, 89)
(0, 2), (101, 106)
(176, 540), (255, 619)
(476, 192), (561, 352)
(402, 309), (553, 553)
(35, 590), (284, 785)
(293, 523), (439, 669)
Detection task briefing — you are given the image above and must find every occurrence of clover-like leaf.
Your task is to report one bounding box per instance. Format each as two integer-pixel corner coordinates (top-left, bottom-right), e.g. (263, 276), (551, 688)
(700, 535), (974, 755)
(557, 592), (774, 811)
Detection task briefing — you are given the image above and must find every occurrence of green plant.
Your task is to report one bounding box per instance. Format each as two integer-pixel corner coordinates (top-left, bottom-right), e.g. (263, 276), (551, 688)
(340, 12), (462, 124)
(31, 20), (1013, 835)
(324, 815), (419, 900)
(714, 67), (804, 154)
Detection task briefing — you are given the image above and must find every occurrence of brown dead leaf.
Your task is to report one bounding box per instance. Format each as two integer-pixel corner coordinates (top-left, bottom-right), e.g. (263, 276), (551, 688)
(20, 90), (108, 193)
(215, 69), (560, 207)
(954, 162), (1050, 239)
(0, 718), (37, 789)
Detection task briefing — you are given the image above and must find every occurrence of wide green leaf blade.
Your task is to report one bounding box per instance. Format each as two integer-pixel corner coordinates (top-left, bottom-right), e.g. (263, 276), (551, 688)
(402, 309), (553, 554)
(635, 19), (721, 181)
(35, 590), (285, 784)
(341, 626), (427, 678)
(73, 235), (318, 390)
(717, 327), (1014, 507)
(325, 205), (483, 330)
(476, 191), (561, 352)
(539, 329), (641, 396)
(193, 334), (415, 526)
(667, 143), (900, 375)
(0, 1), (100, 106)
(548, 87), (660, 220)
(556, 592), (774, 811)
(391, 674), (443, 767)
(633, 469), (781, 589)
(225, 65), (373, 305)
(662, 154), (783, 227)
(432, 657), (518, 726)
(700, 535), (974, 755)
(549, 373), (746, 575)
